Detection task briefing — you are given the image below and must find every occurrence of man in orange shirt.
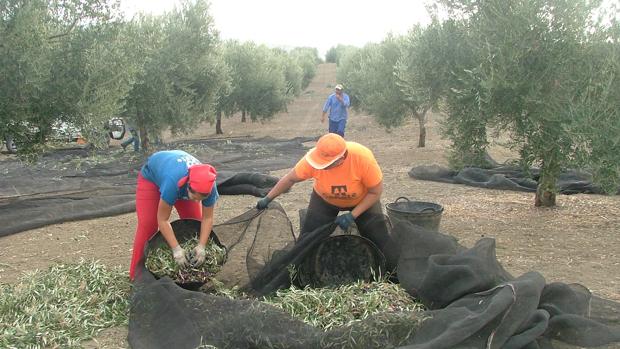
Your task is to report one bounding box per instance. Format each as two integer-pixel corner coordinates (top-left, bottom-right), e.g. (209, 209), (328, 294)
(256, 133), (396, 270)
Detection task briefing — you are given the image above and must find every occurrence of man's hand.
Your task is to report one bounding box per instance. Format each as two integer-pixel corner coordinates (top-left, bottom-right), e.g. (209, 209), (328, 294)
(172, 245), (188, 268)
(335, 212), (355, 231)
(256, 196), (272, 210)
(191, 245), (207, 267)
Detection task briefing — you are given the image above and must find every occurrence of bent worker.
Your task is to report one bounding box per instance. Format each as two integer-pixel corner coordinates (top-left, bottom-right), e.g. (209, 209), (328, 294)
(256, 133), (397, 270)
(129, 150), (218, 280)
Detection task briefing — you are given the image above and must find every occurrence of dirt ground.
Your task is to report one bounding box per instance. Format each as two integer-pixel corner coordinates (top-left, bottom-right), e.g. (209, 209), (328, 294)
(1, 63), (619, 348)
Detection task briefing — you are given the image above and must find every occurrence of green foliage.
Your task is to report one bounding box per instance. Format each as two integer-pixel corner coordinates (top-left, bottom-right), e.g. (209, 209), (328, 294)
(121, 0), (229, 148)
(0, 0), (125, 154)
(263, 281), (422, 330)
(273, 48), (304, 99)
(337, 30), (448, 147)
(433, 0), (620, 199)
(290, 47), (321, 89)
(325, 44), (358, 65)
(428, 19), (492, 168)
(49, 23), (140, 149)
(349, 37), (411, 128)
(220, 41), (290, 122)
(0, 260), (129, 348)
(335, 47), (364, 109)
(567, 23), (620, 194)
(145, 237), (226, 283)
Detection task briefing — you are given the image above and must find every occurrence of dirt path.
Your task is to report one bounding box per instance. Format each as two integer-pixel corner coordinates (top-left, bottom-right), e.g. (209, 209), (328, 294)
(1, 63), (619, 348)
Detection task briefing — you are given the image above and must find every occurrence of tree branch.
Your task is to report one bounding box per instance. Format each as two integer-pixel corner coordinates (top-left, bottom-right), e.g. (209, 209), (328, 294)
(47, 17), (80, 41)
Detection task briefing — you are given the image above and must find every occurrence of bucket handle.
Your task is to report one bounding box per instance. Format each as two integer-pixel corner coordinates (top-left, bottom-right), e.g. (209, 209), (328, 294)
(393, 197), (439, 213)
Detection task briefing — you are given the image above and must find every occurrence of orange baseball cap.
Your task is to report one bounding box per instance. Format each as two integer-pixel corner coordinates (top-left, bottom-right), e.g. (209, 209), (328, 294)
(186, 164), (217, 194)
(305, 133), (347, 169)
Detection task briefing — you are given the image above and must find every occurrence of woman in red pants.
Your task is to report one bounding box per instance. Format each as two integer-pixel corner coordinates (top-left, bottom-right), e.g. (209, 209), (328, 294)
(129, 150), (218, 280)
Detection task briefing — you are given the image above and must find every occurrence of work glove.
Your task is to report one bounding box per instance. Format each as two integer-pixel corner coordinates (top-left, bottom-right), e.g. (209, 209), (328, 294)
(256, 196), (272, 210)
(335, 212), (355, 231)
(191, 244), (207, 267)
(172, 245), (188, 268)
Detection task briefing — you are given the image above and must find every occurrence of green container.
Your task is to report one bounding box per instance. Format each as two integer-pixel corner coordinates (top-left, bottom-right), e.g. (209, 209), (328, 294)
(386, 197), (443, 232)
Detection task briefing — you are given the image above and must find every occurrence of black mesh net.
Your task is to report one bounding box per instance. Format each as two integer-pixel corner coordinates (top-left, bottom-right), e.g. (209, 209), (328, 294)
(128, 206), (620, 349)
(409, 164), (620, 195)
(0, 137), (312, 237)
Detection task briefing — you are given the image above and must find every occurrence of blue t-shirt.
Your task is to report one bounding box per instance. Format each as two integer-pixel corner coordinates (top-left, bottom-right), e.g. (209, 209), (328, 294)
(141, 150), (219, 207)
(323, 92), (350, 121)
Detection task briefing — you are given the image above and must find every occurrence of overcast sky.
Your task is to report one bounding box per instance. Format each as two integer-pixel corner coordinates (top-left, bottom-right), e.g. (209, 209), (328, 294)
(120, 0), (432, 57)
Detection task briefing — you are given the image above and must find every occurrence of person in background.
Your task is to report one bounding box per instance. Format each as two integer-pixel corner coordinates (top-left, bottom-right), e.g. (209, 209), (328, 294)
(121, 122), (140, 152)
(321, 84), (350, 137)
(256, 133), (397, 270)
(129, 150), (219, 280)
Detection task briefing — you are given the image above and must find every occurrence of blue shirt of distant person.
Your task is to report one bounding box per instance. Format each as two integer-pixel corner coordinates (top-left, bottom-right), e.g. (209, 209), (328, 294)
(321, 84), (350, 137)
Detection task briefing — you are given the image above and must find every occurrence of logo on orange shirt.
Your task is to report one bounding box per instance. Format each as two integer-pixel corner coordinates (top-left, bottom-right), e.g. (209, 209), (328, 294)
(328, 185), (357, 200)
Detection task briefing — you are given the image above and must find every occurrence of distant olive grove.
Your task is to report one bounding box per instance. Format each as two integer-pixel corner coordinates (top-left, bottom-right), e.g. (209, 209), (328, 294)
(0, 0), (320, 152)
(2, 0), (618, 206)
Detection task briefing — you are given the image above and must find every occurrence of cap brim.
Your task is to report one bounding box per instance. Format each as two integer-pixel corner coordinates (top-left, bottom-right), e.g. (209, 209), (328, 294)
(305, 147), (346, 169)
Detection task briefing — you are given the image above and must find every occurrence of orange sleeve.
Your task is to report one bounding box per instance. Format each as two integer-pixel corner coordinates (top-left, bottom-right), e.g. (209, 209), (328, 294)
(293, 157), (314, 180)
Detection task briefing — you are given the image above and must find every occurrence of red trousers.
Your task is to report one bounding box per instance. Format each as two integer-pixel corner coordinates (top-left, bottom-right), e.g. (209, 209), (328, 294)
(129, 173), (202, 280)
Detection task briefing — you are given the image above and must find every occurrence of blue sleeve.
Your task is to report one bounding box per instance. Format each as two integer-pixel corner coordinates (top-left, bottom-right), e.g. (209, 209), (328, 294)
(323, 96), (331, 112)
(159, 179), (179, 206)
(201, 183), (219, 207)
(343, 94), (350, 108)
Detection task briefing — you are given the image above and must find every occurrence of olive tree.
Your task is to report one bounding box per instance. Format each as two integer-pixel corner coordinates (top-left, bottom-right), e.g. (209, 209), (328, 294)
(272, 48), (304, 101)
(430, 18), (492, 168)
(325, 44), (358, 65)
(335, 46), (364, 109)
(434, 0), (619, 205)
(337, 30), (447, 148)
(121, 0), (228, 149)
(341, 37), (415, 138)
(216, 41), (290, 133)
(568, 22), (620, 194)
(47, 23), (140, 148)
(0, 0), (125, 153)
(290, 47), (321, 89)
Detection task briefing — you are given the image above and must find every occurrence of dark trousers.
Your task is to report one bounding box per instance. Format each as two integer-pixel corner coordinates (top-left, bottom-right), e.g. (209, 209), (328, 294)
(328, 119), (347, 137)
(301, 191), (398, 271)
(121, 130), (140, 152)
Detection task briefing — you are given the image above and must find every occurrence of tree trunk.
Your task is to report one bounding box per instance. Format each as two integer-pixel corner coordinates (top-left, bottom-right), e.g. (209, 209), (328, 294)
(414, 109), (428, 148)
(137, 112), (149, 151)
(241, 110), (246, 123)
(534, 159), (559, 207)
(216, 110), (223, 135)
(418, 120), (426, 147)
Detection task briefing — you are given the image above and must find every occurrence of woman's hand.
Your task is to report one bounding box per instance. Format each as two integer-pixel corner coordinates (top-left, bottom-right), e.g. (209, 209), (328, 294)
(172, 245), (188, 268)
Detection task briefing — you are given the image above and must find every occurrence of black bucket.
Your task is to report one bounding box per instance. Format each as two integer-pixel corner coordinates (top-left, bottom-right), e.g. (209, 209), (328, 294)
(385, 197), (443, 232)
(144, 219), (225, 291)
(299, 235), (386, 288)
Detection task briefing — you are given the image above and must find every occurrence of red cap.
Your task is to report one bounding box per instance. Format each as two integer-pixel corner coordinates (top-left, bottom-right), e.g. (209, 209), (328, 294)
(186, 164), (217, 194)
